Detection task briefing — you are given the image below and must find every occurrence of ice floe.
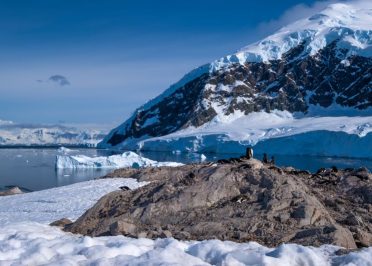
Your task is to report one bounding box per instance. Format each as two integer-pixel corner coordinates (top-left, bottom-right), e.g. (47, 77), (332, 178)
(56, 151), (183, 169)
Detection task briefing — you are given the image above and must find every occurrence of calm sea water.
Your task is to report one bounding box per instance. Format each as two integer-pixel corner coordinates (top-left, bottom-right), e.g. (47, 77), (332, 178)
(0, 148), (371, 192)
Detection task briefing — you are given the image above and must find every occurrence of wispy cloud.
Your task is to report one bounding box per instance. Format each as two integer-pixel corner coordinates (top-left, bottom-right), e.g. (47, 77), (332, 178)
(256, 0), (338, 36)
(256, 0), (372, 37)
(48, 75), (70, 86)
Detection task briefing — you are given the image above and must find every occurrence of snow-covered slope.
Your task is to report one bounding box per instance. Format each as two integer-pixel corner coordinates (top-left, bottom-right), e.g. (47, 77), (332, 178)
(0, 178), (147, 225)
(0, 120), (107, 147)
(213, 1), (372, 68)
(99, 1), (372, 158)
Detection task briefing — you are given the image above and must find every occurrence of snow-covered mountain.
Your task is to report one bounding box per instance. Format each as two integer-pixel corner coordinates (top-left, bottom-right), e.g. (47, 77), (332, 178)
(0, 120), (107, 147)
(99, 1), (372, 158)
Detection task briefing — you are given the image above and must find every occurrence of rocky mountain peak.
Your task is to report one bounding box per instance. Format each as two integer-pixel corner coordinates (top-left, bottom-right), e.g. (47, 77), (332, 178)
(100, 1), (372, 149)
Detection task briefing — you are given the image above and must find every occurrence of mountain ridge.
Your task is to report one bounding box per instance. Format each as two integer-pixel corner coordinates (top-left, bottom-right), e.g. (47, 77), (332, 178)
(99, 1), (372, 156)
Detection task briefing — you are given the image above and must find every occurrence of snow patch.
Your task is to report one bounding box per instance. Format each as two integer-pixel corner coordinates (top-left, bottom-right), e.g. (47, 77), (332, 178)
(0, 178), (148, 225)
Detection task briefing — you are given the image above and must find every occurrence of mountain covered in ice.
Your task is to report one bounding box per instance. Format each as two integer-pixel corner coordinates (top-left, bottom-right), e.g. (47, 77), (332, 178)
(99, 1), (372, 157)
(0, 120), (107, 147)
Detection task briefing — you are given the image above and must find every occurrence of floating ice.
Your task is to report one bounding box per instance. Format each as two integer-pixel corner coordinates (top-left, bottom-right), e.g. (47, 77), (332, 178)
(56, 151), (183, 169)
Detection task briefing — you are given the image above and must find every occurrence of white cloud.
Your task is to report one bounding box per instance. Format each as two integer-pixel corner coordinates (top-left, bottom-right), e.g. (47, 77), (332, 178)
(256, 0), (371, 37)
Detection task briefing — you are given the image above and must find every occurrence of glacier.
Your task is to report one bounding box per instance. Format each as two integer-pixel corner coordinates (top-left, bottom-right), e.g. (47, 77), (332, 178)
(56, 151), (183, 169)
(108, 111), (372, 158)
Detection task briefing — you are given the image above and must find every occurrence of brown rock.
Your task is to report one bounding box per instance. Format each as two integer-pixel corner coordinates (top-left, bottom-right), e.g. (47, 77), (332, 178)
(50, 218), (73, 227)
(0, 187), (23, 196)
(110, 221), (137, 237)
(137, 231), (148, 238)
(66, 163), (371, 249)
(354, 229), (372, 247)
(160, 230), (173, 238)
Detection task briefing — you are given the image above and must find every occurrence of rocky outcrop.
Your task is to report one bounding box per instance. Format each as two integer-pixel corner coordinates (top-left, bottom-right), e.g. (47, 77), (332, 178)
(67, 160), (371, 249)
(0, 186), (23, 196)
(50, 218), (73, 228)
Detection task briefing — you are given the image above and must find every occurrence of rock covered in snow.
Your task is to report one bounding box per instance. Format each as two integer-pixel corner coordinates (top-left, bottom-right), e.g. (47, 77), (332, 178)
(55, 151), (183, 169)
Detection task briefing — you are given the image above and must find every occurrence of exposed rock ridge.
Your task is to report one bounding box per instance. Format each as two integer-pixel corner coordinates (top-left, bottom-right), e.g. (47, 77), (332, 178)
(66, 160), (372, 249)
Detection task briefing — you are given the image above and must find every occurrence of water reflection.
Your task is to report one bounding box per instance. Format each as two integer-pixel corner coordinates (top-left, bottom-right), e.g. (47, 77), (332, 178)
(0, 148), (370, 192)
(139, 151), (372, 173)
(55, 168), (112, 187)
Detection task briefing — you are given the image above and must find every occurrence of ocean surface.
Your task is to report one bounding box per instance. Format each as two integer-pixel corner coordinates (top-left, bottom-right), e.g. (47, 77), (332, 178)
(0, 148), (371, 192)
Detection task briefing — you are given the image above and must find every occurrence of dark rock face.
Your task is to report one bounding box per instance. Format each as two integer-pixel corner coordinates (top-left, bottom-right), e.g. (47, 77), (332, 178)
(67, 161), (371, 248)
(105, 42), (372, 146)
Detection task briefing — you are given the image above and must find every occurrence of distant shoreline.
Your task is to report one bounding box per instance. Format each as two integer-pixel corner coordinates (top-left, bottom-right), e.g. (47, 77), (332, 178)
(0, 145), (97, 149)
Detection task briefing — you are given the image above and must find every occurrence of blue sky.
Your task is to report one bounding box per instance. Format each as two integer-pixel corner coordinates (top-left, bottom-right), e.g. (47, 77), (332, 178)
(0, 0), (329, 125)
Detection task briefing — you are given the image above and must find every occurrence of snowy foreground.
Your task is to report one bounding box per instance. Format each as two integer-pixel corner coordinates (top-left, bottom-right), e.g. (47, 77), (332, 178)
(56, 151), (183, 169)
(0, 178), (371, 265)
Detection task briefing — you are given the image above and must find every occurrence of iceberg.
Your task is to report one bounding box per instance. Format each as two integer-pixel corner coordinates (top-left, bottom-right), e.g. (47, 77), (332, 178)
(56, 151), (183, 169)
(57, 146), (74, 154)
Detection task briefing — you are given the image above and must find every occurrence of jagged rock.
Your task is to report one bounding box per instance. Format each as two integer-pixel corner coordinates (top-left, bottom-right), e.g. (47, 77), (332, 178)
(160, 230), (173, 238)
(290, 225), (356, 249)
(290, 205), (323, 226)
(354, 229), (372, 247)
(50, 218), (73, 227)
(67, 164), (372, 248)
(343, 214), (363, 226)
(0, 187), (23, 196)
(110, 221), (137, 237)
(137, 231), (148, 238)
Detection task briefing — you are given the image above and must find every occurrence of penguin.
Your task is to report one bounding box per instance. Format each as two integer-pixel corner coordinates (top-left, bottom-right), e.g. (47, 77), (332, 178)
(262, 153), (269, 163)
(120, 186), (131, 191)
(246, 147), (254, 159)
